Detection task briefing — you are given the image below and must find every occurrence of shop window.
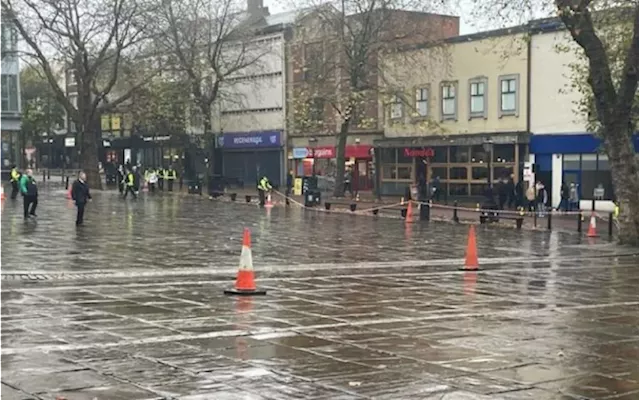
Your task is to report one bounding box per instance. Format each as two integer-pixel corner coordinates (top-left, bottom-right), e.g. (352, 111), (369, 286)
(598, 154), (610, 170)
(382, 166), (396, 179)
(430, 167), (447, 180)
(493, 166), (514, 179)
(563, 154), (580, 170)
(397, 166), (412, 180)
(471, 167), (488, 180)
(449, 166), (468, 180)
(432, 146), (447, 163)
(449, 146), (469, 163)
(581, 154), (597, 170)
(380, 148), (396, 163)
(493, 144), (515, 163)
(470, 183), (488, 196)
(470, 145), (489, 163)
(449, 183), (468, 196)
(1, 74), (19, 112)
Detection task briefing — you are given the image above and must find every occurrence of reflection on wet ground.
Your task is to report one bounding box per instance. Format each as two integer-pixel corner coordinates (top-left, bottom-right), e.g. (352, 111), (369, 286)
(1, 191), (638, 399)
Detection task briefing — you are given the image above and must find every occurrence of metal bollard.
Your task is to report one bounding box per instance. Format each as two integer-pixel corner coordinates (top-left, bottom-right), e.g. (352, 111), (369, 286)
(65, 176), (69, 190)
(452, 200), (459, 223)
(533, 212), (537, 228)
(43, 170), (46, 182)
(608, 213), (614, 237)
(426, 200), (431, 221)
(577, 212), (582, 233)
(547, 212), (552, 230)
(47, 169), (50, 180)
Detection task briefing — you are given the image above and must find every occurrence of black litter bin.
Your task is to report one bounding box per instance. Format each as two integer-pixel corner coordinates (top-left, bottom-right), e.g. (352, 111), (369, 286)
(313, 190), (321, 205)
(188, 179), (203, 195)
(304, 191), (315, 207)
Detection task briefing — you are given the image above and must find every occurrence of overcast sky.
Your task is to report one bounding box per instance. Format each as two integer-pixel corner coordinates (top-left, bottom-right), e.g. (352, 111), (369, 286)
(263, 0), (485, 34)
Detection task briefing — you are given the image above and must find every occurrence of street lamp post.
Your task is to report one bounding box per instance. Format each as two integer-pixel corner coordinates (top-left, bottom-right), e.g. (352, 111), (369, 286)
(483, 138), (494, 189)
(308, 137), (317, 176)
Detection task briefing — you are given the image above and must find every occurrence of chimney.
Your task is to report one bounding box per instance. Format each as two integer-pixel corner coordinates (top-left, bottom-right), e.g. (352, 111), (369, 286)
(247, 0), (268, 17)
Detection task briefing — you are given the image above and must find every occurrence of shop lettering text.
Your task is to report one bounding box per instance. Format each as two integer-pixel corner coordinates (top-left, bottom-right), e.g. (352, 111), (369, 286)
(404, 147), (434, 158)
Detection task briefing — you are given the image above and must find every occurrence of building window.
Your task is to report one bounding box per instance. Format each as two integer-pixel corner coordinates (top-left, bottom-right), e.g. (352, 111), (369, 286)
(441, 82), (457, 120)
(469, 78), (487, 118)
(310, 97), (324, 123)
(303, 42), (324, 82)
(499, 74), (519, 116)
(389, 93), (403, 120)
(1, 74), (19, 112)
(380, 148), (413, 183)
(414, 87), (428, 118)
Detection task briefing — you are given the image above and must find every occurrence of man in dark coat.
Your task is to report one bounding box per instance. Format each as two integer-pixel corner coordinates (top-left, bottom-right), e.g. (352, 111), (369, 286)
(71, 171), (92, 226)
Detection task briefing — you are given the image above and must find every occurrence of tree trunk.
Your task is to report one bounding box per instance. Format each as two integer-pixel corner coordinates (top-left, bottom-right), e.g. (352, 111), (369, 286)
(602, 126), (639, 245)
(80, 126), (103, 190)
(333, 119), (349, 197)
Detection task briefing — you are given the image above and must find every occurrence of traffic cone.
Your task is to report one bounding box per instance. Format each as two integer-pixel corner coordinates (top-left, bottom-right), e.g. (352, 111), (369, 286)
(224, 228), (267, 296)
(265, 193), (274, 208)
(405, 201), (414, 224)
(0, 186), (5, 201)
(587, 212), (598, 238)
(459, 225), (480, 271)
(66, 187), (72, 200)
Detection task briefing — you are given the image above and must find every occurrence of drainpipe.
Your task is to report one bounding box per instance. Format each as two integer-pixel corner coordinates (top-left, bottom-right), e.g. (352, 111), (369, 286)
(526, 31), (532, 143)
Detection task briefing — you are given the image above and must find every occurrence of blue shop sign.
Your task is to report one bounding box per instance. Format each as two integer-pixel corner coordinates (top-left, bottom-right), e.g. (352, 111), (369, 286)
(222, 131), (282, 149)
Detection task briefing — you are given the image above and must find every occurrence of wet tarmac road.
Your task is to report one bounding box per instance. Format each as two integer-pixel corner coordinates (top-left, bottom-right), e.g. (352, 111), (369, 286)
(1, 189), (638, 399)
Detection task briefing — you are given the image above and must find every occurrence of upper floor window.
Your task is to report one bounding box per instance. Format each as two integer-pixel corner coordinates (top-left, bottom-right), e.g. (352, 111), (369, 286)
(441, 82), (457, 120)
(303, 42), (325, 82)
(389, 93), (403, 120)
(499, 74), (519, 116)
(469, 78), (487, 118)
(414, 87), (428, 118)
(310, 97), (324, 123)
(1, 74), (19, 112)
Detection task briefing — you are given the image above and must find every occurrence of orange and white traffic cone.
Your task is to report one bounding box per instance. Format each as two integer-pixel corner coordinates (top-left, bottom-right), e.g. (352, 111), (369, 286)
(66, 187), (72, 200)
(459, 225), (480, 271)
(587, 212), (598, 238)
(405, 201), (414, 224)
(224, 228), (267, 296)
(0, 186), (5, 201)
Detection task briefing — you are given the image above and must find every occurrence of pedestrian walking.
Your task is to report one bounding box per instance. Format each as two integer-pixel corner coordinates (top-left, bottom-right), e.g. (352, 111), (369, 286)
(18, 169), (38, 219)
(9, 164), (21, 200)
(117, 165), (125, 194)
(123, 169), (137, 199)
(148, 168), (158, 193)
(506, 174), (516, 209)
(71, 171), (92, 226)
(558, 181), (569, 212)
(525, 183), (536, 212)
(167, 166), (177, 192)
(157, 166), (165, 191)
(497, 177), (508, 210)
(514, 179), (524, 209)
(285, 170), (293, 205)
(569, 183), (579, 211)
(535, 181), (547, 217)
(343, 167), (352, 198)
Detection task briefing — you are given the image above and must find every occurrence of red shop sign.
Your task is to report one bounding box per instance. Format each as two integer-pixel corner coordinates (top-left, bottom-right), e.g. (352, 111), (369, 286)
(346, 145), (373, 159)
(404, 147), (435, 158)
(312, 146), (336, 159)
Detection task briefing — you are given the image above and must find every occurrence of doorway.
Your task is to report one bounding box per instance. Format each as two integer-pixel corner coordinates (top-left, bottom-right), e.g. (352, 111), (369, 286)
(353, 159), (373, 191)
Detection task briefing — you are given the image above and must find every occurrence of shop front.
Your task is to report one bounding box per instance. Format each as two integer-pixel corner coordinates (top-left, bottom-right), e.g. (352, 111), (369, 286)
(289, 144), (374, 191)
(221, 130), (284, 187)
(101, 134), (187, 170)
(375, 133), (529, 198)
(529, 133), (639, 207)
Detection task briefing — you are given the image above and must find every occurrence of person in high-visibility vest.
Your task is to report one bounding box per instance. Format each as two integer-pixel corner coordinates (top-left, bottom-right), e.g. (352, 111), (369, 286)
(123, 169), (137, 199)
(257, 176), (272, 207)
(9, 165), (21, 200)
(157, 167), (165, 191)
(167, 166), (177, 192)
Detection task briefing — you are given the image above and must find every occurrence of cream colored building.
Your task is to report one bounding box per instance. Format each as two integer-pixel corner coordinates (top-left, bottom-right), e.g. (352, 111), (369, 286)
(377, 29), (530, 197)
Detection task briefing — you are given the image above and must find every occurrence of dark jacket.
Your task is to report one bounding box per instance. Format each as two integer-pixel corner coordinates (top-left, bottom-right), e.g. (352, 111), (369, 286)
(72, 179), (92, 204)
(18, 175), (38, 196)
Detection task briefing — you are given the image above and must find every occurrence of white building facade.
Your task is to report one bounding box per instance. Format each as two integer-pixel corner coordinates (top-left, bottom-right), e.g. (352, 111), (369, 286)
(1, 15), (22, 170)
(529, 19), (637, 207)
(212, 8), (295, 187)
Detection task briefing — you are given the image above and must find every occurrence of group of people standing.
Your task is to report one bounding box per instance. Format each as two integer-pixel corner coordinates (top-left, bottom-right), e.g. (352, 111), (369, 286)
(116, 164), (179, 199)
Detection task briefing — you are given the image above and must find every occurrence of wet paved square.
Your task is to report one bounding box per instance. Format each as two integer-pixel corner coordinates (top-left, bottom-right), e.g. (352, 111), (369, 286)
(1, 190), (638, 399)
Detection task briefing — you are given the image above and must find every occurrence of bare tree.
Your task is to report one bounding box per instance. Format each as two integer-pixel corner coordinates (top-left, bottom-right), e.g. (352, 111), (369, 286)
(2, 0), (156, 188)
(466, 0), (638, 244)
(151, 0), (271, 178)
(289, 0), (457, 197)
